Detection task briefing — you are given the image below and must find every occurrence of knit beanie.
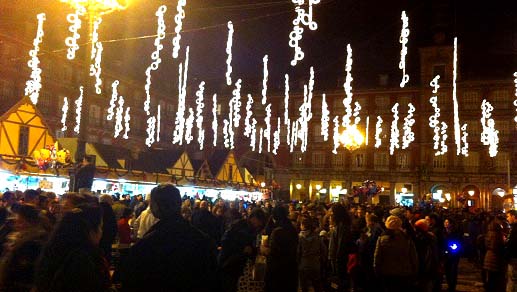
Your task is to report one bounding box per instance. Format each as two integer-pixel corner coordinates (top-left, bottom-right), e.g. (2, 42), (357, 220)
(414, 219), (429, 232)
(385, 215), (402, 230)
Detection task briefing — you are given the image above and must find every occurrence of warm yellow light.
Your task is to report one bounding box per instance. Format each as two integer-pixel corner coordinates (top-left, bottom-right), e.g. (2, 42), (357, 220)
(401, 187), (408, 194)
(296, 183), (302, 190)
(60, 0), (128, 15)
(339, 124), (364, 151)
(497, 190), (505, 197)
(467, 190), (475, 196)
(260, 182), (266, 188)
(445, 193), (451, 201)
(315, 184), (321, 190)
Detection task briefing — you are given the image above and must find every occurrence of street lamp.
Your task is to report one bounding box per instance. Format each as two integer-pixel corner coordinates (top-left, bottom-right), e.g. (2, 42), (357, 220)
(260, 182), (266, 188)
(339, 124), (364, 151)
(295, 183), (302, 190)
(468, 190), (475, 196)
(315, 184), (321, 191)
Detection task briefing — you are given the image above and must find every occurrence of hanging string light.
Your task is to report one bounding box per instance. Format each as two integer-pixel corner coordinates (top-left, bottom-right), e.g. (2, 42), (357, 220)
(145, 116), (156, 147)
(273, 117), (281, 155)
(259, 128), (264, 154)
(460, 123), (468, 156)
(223, 119), (231, 148)
(61, 97), (69, 131)
(244, 94), (253, 137)
(156, 104), (161, 142)
(262, 55), (269, 105)
(332, 116), (340, 154)
(429, 75), (447, 155)
(144, 5), (167, 116)
(440, 121), (448, 155)
(321, 94), (330, 141)
(297, 67), (314, 152)
(452, 37), (462, 155)
(513, 72), (517, 123)
(90, 17), (103, 94)
(250, 118), (257, 151)
(264, 103), (272, 153)
(231, 79), (242, 128)
(172, 0), (187, 59)
(284, 74), (291, 145)
(402, 103), (415, 149)
(342, 44), (353, 128)
(289, 0), (320, 66)
(374, 116), (383, 148)
(74, 86), (84, 134)
(365, 116), (369, 146)
(353, 101), (361, 125)
(185, 108), (194, 144)
(399, 11), (410, 88)
(107, 80), (119, 120)
(196, 82), (205, 150)
(481, 99), (499, 157)
(173, 46), (189, 145)
(212, 94), (218, 147)
(25, 13), (46, 105)
(123, 107), (130, 140)
(226, 21), (234, 86)
(114, 95), (124, 138)
(389, 103), (400, 155)
(290, 120), (299, 153)
(65, 8), (84, 60)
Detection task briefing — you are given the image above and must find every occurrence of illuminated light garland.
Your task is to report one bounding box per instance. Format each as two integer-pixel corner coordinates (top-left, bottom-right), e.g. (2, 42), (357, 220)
(173, 46), (189, 145)
(172, 0), (187, 59)
(74, 86), (84, 134)
(25, 13), (46, 105)
(156, 105), (161, 142)
(145, 116), (156, 147)
(144, 5), (167, 116)
(231, 79), (242, 128)
(259, 128), (264, 154)
(513, 72), (517, 123)
(440, 122), (448, 156)
(264, 103), (272, 152)
(399, 11), (410, 88)
(123, 107), (130, 140)
(212, 94), (218, 147)
(297, 67), (314, 153)
(429, 75), (447, 156)
(273, 117), (281, 154)
(225, 21), (234, 86)
(342, 44), (353, 128)
(374, 116), (383, 148)
(250, 118), (257, 151)
(290, 120), (299, 153)
(107, 80), (119, 120)
(65, 8), (84, 60)
(452, 37), (461, 155)
(114, 95), (124, 138)
(481, 99), (499, 157)
(365, 116), (369, 146)
(90, 17), (103, 94)
(262, 55), (269, 105)
(289, 0), (320, 66)
(195, 82), (205, 150)
(332, 116), (340, 154)
(389, 103), (400, 155)
(244, 94), (253, 137)
(321, 94), (330, 141)
(460, 123), (468, 156)
(402, 103), (415, 149)
(185, 108), (194, 144)
(223, 119), (231, 149)
(353, 101), (361, 125)
(284, 74), (291, 145)
(61, 97), (69, 131)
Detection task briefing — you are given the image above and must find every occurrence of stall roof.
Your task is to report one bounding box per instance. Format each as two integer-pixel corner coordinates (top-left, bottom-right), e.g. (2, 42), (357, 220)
(90, 143), (131, 169)
(207, 149), (230, 176)
(133, 149), (183, 174)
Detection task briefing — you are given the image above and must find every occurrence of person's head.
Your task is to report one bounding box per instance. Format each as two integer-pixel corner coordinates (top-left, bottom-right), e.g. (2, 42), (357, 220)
(99, 194), (114, 206)
(12, 204), (41, 230)
(61, 192), (91, 211)
(2, 191), (16, 207)
(272, 205), (289, 223)
(300, 216), (314, 232)
(200, 200), (209, 210)
(507, 210), (517, 224)
(150, 184), (182, 219)
(24, 189), (40, 205)
(356, 207), (364, 218)
(426, 213), (439, 227)
(214, 205), (224, 217)
(331, 204), (350, 226)
(414, 219), (429, 233)
(82, 156), (92, 166)
(385, 215), (403, 231)
(248, 208), (266, 232)
(50, 204), (103, 247)
(444, 217), (455, 230)
(366, 214), (379, 227)
(121, 207), (133, 219)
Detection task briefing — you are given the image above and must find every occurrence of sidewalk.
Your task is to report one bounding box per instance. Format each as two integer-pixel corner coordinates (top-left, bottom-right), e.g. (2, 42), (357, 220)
(443, 259), (484, 292)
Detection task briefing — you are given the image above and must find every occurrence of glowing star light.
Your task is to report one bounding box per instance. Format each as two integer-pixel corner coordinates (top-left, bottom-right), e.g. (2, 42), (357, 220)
(123, 107), (130, 140)
(342, 44), (353, 128)
(74, 86), (84, 134)
(107, 80), (119, 120)
(172, 0), (187, 58)
(25, 13), (46, 105)
(321, 94), (330, 141)
(90, 17), (103, 94)
(195, 82), (205, 150)
(225, 21), (234, 86)
(399, 11), (410, 88)
(374, 116), (383, 148)
(212, 94), (218, 147)
(402, 103), (415, 149)
(262, 55), (269, 105)
(61, 97), (69, 131)
(389, 103), (400, 155)
(65, 8), (84, 60)
(173, 46), (190, 145)
(289, 0), (320, 66)
(144, 5), (167, 116)
(481, 99), (499, 157)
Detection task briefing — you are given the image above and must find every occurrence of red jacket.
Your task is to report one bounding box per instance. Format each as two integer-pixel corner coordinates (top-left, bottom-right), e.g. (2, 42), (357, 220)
(118, 218), (131, 244)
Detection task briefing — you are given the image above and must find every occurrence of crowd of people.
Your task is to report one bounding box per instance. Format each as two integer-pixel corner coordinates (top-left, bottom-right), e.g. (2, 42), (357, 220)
(0, 184), (516, 291)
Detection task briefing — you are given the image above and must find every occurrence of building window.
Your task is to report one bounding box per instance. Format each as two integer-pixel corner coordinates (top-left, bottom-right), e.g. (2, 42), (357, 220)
(333, 97), (345, 115)
(432, 64), (446, 80)
(466, 120), (481, 143)
(491, 90), (509, 108)
(495, 152), (509, 171)
(463, 152), (479, 170)
(63, 64), (73, 84)
(396, 152), (409, 170)
(463, 91), (479, 110)
(375, 96), (390, 114)
(18, 126), (29, 156)
(499, 120), (510, 140)
(374, 152), (389, 170)
(312, 125), (323, 142)
(89, 105), (101, 127)
(38, 92), (52, 114)
(332, 152), (345, 167)
(437, 92), (448, 108)
(102, 108), (114, 128)
(228, 165), (233, 181)
(353, 153), (365, 168)
(432, 155), (447, 170)
(312, 152), (325, 168)
(293, 152), (304, 167)
(0, 79), (14, 100)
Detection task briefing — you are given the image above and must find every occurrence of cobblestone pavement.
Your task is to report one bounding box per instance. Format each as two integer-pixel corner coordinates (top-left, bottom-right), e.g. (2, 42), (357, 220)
(443, 259), (485, 292)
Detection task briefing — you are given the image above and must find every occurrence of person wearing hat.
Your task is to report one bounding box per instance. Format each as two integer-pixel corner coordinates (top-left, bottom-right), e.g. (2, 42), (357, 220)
(413, 219), (440, 292)
(374, 215), (418, 292)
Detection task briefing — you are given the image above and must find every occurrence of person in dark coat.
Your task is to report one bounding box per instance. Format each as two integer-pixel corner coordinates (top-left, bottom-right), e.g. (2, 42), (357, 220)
(99, 195), (117, 263)
(328, 204), (355, 292)
(414, 219), (440, 292)
(74, 156), (95, 192)
(120, 184), (218, 292)
(443, 218), (463, 292)
(192, 200), (219, 243)
(263, 205), (299, 292)
(483, 219), (507, 292)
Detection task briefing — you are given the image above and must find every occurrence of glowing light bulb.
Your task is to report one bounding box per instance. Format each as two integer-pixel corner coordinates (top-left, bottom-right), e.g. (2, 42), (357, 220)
(461, 123), (468, 156)
(429, 75), (447, 156)
(342, 44), (353, 128)
(61, 97), (69, 131)
(144, 5), (167, 116)
(481, 99), (499, 157)
(195, 82), (205, 150)
(65, 8), (84, 60)
(25, 13), (46, 105)
(353, 101), (361, 125)
(402, 103), (415, 149)
(90, 17), (103, 94)
(212, 94), (218, 147)
(389, 103), (400, 155)
(123, 107), (130, 140)
(145, 116), (156, 147)
(74, 86), (84, 134)
(262, 55), (268, 105)
(107, 80), (119, 121)
(225, 21), (234, 86)
(223, 119), (230, 149)
(365, 116), (369, 146)
(172, 0), (187, 59)
(173, 46), (189, 145)
(250, 118), (257, 151)
(452, 37), (461, 155)
(114, 95), (124, 138)
(375, 116), (383, 148)
(399, 11), (410, 88)
(321, 94), (330, 141)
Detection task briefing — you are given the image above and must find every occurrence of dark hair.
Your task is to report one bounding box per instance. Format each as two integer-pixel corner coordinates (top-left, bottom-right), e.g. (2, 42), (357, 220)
(249, 207), (266, 223)
(150, 184), (182, 219)
(301, 216), (315, 231)
(24, 189), (40, 202)
(2, 191), (15, 202)
(122, 208), (132, 219)
(13, 204), (40, 226)
(272, 205), (289, 222)
(332, 204), (350, 226)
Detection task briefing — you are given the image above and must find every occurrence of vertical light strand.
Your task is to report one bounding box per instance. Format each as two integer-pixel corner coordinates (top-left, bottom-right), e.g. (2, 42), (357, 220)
(90, 17), (103, 94)
(389, 103), (400, 155)
(144, 5), (167, 116)
(480, 99), (499, 157)
(212, 94), (218, 147)
(264, 104), (272, 152)
(61, 97), (69, 131)
(374, 116), (383, 148)
(185, 108), (194, 144)
(250, 118), (257, 151)
(114, 96), (125, 138)
(460, 123), (468, 156)
(25, 13), (46, 105)
(289, 0), (319, 66)
(429, 75), (446, 155)
(402, 103), (415, 149)
(342, 44), (353, 127)
(284, 74), (291, 145)
(223, 119), (231, 148)
(259, 128), (264, 154)
(440, 122), (448, 156)
(225, 21), (234, 86)
(156, 105), (161, 142)
(195, 82), (205, 150)
(74, 86), (84, 134)
(321, 94), (330, 141)
(172, 0), (187, 58)
(107, 80), (119, 120)
(123, 107), (130, 140)
(365, 116), (369, 146)
(65, 8), (83, 60)
(353, 101), (361, 125)
(273, 117), (281, 155)
(399, 11), (410, 88)
(145, 116), (156, 147)
(332, 116), (340, 154)
(513, 72), (517, 123)
(452, 37), (461, 155)
(244, 94), (253, 137)
(262, 55), (269, 105)
(298, 67), (314, 152)
(172, 46), (189, 145)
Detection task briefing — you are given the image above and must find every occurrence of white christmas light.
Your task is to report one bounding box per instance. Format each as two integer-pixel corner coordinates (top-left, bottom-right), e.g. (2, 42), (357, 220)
(389, 103), (400, 155)
(25, 13), (46, 105)
(107, 80), (119, 121)
(513, 72), (517, 123)
(231, 79), (242, 128)
(223, 119), (231, 149)
(321, 94), (330, 141)
(273, 117), (281, 155)
(259, 128), (264, 154)
(332, 116), (340, 154)
(144, 5), (167, 116)
(196, 82), (205, 150)
(212, 94), (218, 147)
(74, 86), (84, 134)
(250, 118), (257, 151)
(114, 95), (124, 138)
(452, 37), (461, 155)
(61, 97), (69, 131)
(123, 107), (130, 140)
(461, 123), (468, 156)
(262, 55), (269, 105)
(244, 94), (253, 137)
(290, 120), (299, 153)
(264, 103), (272, 152)
(429, 75), (447, 156)
(399, 11), (410, 88)
(297, 67), (314, 153)
(342, 44), (353, 128)
(65, 8), (83, 60)
(173, 46), (189, 145)
(172, 0), (187, 59)
(185, 108), (194, 144)
(440, 122), (448, 156)
(284, 74), (291, 145)
(289, 0), (320, 66)
(353, 101), (361, 125)
(481, 99), (499, 157)
(365, 116), (369, 146)
(374, 116), (383, 148)
(402, 103), (415, 149)
(90, 17), (103, 94)
(145, 116), (156, 147)
(156, 105), (161, 142)
(225, 21), (234, 86)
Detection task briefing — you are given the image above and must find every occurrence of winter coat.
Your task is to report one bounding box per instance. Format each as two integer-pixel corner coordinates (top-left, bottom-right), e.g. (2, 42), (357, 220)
(374, 229), (418, 277)
(265, 221), (299, 292)
(298, 230), (324, 271)
(414, 231), (440, 280)
(484, 228), (506, 272)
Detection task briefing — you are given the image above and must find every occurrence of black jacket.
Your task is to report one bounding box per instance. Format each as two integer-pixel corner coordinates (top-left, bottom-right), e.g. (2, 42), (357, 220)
(75, 164), (95, 191)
